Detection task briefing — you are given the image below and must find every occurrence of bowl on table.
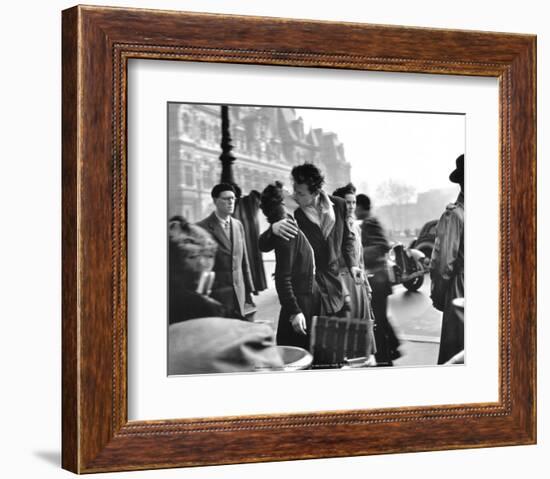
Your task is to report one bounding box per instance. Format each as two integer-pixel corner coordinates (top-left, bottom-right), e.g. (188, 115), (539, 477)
(275, 345), (313, 371)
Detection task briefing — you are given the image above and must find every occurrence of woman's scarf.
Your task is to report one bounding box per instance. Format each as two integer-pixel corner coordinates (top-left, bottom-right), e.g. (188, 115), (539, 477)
(301, 190), (335, 239)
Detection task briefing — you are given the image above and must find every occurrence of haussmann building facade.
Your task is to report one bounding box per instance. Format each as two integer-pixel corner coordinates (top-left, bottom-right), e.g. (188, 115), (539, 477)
(168, 103), (351, 223)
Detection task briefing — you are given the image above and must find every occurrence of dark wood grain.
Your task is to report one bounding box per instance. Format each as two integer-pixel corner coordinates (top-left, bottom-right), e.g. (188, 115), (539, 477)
(62, 5), (536, 473)
(61, 5), (79, 473)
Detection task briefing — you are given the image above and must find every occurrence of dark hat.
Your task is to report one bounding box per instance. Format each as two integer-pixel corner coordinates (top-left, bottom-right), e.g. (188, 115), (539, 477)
(449, 154), (464, 184)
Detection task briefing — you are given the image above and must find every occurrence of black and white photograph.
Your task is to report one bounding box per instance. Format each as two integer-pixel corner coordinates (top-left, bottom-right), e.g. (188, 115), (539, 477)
(3, 0), (545, 477)
(167, 102), (465, 375)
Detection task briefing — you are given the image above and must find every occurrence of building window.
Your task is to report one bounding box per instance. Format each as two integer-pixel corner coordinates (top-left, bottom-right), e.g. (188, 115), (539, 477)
(199, 121), (207, 141)
(233, 130), (242, 151)
(178, 145), (186, 160)
(253, 142), (261, 158)
(208, 124), (216, 144)
(258, 119), (267, 138)
(181, 112), (190, 134)
(184, 164), (195, 187)
(269, 142), (279, 160)
(202, 167), (213, 189)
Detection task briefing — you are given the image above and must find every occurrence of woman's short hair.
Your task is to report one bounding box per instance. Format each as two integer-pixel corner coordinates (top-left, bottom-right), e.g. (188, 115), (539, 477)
(260, 181), (285, 223)
(291, 163), (325, 194)
(332, 182), (357, 199)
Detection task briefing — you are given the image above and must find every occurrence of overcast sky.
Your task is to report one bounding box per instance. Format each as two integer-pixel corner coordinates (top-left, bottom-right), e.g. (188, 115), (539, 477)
(295, 107), (465, 202)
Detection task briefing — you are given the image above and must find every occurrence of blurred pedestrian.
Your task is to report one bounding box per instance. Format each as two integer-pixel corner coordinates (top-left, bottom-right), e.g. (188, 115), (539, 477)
(430, 154), (465, 364)
(333, 183), (377, 365)
(356, 194), (401, 366)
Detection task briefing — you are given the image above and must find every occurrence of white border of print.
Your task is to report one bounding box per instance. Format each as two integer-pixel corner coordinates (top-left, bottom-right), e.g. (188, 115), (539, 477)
(127, 59), (499, 421)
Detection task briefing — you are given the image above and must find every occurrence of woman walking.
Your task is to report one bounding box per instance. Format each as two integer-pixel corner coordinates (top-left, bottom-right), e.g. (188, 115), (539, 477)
(333, 183), (377, 365)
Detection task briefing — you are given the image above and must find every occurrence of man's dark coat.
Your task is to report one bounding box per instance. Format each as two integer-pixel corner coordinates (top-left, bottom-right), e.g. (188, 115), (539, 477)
(197, 212), (254, 318)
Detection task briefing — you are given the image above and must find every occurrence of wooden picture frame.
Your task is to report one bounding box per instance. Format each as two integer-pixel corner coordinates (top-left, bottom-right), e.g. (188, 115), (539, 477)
(62, 5), (536, 473)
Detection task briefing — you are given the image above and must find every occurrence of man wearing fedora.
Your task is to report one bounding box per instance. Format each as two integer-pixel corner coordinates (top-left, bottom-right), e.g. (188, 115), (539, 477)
(430, 154), (465, 364)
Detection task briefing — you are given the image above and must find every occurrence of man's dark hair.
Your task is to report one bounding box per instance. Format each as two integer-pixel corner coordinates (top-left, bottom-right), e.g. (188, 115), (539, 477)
(332, 182), (357, 199)
(291, 163), (325, 194)
(260, 181), (285, 224)
(356, 194), (371, 211)
(211, 183), (236, 199)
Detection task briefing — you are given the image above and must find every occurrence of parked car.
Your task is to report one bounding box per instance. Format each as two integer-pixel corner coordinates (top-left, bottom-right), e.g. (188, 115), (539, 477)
(409, 219), (438, 260)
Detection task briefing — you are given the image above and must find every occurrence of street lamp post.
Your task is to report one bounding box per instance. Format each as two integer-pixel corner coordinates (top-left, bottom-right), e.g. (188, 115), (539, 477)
(219, 105), (239, 195)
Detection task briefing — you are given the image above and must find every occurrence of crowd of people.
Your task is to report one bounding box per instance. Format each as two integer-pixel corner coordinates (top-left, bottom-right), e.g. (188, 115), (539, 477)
(168, 156), (465, 373)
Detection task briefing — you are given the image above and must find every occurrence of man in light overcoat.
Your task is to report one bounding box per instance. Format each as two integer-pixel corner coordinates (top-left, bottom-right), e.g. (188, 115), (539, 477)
(430, 154), (465, 364)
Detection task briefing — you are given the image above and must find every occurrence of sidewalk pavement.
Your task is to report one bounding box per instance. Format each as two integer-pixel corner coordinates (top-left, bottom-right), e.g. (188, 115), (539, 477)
(393, 340), (439, 367)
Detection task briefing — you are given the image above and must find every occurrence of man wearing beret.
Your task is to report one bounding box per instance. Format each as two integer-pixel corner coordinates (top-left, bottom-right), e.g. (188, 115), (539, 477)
(197, 183), (255, 320)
